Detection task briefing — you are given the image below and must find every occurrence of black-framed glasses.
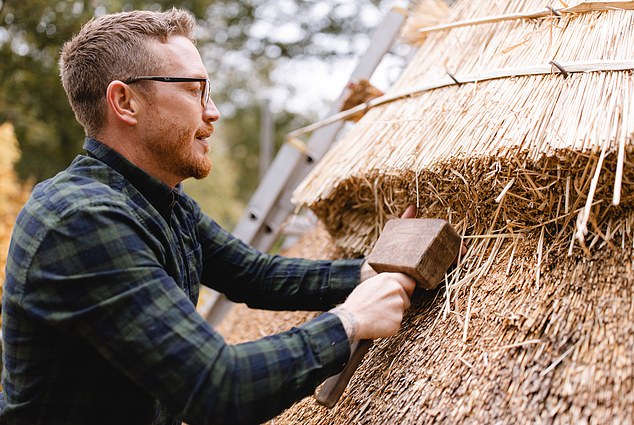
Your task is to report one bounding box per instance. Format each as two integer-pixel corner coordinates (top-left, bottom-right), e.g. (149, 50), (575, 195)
(123, 76), (211, 109)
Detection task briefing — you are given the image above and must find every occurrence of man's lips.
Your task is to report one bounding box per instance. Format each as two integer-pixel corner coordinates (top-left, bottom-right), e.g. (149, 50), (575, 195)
(196, 130), (211, 138)
(195, 126), (213, 141)
(194, 130), (212, 153)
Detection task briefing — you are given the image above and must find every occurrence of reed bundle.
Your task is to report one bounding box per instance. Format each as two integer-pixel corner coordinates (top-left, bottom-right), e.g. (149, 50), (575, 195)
(273, 0), (634, 423)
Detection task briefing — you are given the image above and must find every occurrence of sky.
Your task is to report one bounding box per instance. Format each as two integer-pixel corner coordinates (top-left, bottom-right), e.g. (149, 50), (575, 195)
(234, 0), (412, 117)
(271, 0), (410, 116)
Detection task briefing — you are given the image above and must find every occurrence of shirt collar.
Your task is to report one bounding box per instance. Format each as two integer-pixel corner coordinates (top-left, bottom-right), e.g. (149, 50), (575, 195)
(83, 137), (179, 220)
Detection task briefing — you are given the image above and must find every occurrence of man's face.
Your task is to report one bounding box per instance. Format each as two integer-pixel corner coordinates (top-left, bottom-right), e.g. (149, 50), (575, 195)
(136, 35), (220, 186)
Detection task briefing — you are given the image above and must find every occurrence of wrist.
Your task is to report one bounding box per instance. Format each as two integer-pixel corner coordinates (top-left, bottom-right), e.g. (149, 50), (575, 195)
(330, 306), (358, 343)
(360, 261), (377, 282)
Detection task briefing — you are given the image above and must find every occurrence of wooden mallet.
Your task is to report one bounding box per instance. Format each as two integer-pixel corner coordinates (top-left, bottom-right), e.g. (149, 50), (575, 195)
(315, 218), (461, 408)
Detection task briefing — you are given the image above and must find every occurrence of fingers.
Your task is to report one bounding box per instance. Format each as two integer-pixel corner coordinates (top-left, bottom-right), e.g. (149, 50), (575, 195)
(400, 205), (416, 219)
(340, 272), (416, 339)
(381, 273), (415, 311)
(388, 272), (416, 298)
(402, 287), (411, 310)
(401, 293), (411, 311)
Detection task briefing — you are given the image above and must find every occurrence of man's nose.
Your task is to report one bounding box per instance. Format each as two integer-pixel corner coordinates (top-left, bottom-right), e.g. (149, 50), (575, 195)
(203, 98), (220, 123)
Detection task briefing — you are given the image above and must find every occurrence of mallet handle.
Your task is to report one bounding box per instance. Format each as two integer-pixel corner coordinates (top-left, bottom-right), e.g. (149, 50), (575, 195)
(314, 339), (373, 407)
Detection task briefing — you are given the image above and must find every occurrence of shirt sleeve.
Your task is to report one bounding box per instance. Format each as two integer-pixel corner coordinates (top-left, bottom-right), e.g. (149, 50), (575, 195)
(196, 213), (363, 310)
(21, 204), (351, 425)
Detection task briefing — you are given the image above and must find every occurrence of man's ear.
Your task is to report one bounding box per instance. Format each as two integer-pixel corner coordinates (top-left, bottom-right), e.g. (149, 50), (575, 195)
(106, 80), (140, 126)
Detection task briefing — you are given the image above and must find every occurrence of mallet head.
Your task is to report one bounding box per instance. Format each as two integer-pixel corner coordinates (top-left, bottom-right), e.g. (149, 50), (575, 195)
(366, 218), (461, 289)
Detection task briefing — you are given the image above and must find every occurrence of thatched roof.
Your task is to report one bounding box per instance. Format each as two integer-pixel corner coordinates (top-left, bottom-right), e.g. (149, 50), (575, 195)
(264, 0), (634, 423)
(292, 0), (634, 257)
(269, 240), (633, 424)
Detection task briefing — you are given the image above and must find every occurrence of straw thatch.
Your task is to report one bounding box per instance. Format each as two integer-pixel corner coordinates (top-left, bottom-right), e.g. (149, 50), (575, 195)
(269, 239), (633, 424)
(293, 0), (634, 257)
(267, 0), (634, 423)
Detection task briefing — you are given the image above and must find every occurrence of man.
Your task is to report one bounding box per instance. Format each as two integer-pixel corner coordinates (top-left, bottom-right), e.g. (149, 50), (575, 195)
(0, 9), (415, 425)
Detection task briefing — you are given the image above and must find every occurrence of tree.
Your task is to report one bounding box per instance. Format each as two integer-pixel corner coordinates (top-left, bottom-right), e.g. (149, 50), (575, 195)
(0, 0), (217, 180)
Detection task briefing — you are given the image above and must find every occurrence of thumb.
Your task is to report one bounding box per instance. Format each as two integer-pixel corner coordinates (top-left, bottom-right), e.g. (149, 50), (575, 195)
(400, 205), (416, 219)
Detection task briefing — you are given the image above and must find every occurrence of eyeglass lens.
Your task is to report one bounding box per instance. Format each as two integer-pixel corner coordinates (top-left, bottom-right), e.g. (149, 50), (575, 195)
(202, 80), (210, 109)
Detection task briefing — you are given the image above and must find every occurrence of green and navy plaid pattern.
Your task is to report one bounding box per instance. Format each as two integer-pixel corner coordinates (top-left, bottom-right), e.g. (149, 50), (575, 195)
(0, 138), (361, 425)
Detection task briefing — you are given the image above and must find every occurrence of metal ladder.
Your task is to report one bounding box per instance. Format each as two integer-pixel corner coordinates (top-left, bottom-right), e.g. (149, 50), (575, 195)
(201, 7), (409, 326)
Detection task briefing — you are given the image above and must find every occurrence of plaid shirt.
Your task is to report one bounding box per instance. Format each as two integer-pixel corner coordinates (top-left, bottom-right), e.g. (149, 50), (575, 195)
(1, 138), (361, 425)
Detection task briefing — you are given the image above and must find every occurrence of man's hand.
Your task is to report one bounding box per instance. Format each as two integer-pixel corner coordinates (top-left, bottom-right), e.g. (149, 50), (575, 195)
(343, 206), (416, 340)
(337, 272), (416, 340)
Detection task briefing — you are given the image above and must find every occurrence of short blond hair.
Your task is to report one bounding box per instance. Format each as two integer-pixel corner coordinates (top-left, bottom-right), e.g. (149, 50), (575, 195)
(60, 9), (195, 136)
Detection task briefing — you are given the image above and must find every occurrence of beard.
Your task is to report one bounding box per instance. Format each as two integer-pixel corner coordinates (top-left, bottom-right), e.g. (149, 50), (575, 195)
(142, 114), (212, 182)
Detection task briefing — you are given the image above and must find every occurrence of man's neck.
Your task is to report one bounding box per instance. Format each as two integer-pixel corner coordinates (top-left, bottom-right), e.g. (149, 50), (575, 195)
(94, 130), (180, 188)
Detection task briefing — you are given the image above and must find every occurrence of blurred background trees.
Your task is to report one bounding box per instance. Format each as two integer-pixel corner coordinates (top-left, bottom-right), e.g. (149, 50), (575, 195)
(0, 0), (399, 227)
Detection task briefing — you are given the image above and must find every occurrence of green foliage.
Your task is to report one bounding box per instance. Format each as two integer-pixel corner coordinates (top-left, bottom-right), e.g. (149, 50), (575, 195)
(0, 0), (216, 180)
(0, 0), (83, 179)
